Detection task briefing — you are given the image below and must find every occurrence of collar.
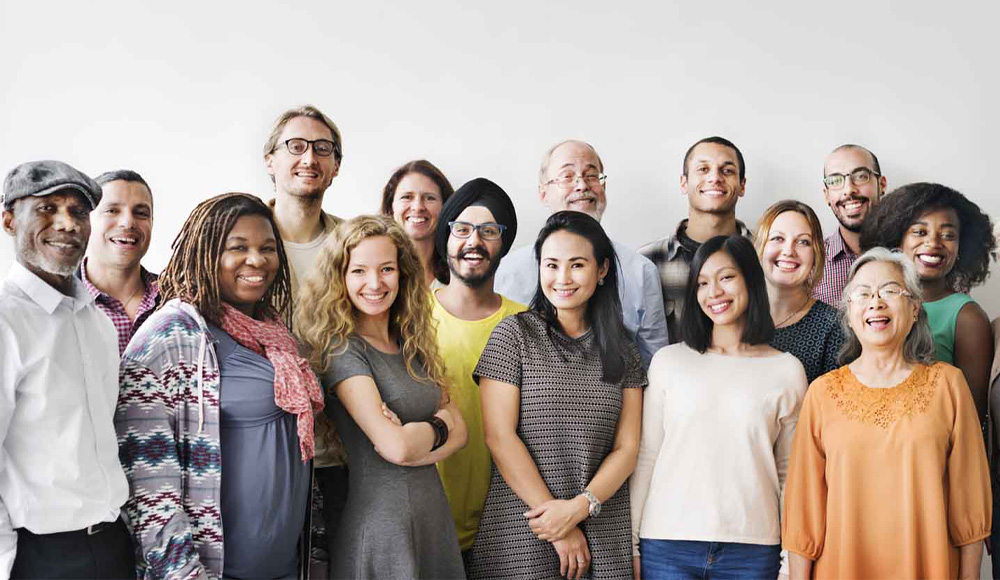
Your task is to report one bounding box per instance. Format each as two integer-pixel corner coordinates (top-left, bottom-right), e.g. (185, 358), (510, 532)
(79, 257), (159, 304)
(7, 261), (93, 314)
(826, 228), (856, 260)
(267, 198), (339, 237)
(665, 218), (752, 261)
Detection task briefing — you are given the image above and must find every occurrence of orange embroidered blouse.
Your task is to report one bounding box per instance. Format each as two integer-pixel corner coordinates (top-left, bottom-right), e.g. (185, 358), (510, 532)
(782, 363), (991, 579)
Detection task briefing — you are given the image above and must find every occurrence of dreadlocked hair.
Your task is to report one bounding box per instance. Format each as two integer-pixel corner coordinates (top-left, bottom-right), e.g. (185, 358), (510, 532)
(157, 192), (292, 327)
(295, 214), (449, 402)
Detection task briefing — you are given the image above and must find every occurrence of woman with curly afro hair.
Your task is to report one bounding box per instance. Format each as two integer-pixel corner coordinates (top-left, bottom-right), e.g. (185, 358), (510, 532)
(860, 182), (995, 423)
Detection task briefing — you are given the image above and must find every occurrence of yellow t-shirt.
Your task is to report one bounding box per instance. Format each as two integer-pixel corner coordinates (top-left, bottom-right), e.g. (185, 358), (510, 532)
(432, 291), (527, 551)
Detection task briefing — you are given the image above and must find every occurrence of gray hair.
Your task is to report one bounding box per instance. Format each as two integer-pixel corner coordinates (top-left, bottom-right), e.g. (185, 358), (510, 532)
(837, 246), (936, 365)
(538, 139), (604, 185)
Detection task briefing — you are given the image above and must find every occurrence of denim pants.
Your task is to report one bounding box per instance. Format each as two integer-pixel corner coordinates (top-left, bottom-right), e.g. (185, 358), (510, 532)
(639, 538), (780, 580)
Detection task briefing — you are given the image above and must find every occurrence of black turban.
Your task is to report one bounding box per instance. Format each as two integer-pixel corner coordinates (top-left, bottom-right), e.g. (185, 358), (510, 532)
(435, 177), (518, 259)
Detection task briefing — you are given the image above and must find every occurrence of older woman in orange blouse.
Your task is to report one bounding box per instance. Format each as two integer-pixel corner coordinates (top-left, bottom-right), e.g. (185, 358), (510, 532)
(782, 247), (991, 579)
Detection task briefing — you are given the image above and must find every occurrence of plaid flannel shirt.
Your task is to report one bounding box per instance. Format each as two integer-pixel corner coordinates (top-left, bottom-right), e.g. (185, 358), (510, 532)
(812, 229), (858, 307)
(639, 219), (752, 344)
(80, 259), (160, 355)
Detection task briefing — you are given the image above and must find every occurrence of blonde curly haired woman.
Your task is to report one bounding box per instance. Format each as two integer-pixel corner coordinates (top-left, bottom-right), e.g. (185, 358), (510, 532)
(297, 215), (467, 579)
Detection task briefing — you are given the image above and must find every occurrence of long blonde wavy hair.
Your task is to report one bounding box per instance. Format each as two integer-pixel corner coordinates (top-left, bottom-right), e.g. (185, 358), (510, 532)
(296, 214), (449, 400)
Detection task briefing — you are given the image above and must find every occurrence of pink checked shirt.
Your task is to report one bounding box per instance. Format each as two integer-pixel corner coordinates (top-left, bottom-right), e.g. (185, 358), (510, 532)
(80, 260), (160, 355)
(812, 229), (858, 308)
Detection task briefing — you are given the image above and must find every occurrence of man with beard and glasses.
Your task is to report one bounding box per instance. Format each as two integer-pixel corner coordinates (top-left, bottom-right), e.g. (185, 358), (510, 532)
(812, 144), (887, 306)
(262, 104), (345, 573)
(0, 161), (134, 579)
(639, 136), (752, 344)
(495, 139), (668, 366)
(80, 170), (159, 355)
(430, 177), (526, 568)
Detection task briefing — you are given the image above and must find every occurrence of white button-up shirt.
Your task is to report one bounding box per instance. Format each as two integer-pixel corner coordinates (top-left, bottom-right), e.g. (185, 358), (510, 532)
(494, 239), (669, 367)
(0, 262), (129, 577)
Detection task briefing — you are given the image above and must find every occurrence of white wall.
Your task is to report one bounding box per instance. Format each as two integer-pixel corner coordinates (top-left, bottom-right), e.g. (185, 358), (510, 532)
(2, 0), (998, 315)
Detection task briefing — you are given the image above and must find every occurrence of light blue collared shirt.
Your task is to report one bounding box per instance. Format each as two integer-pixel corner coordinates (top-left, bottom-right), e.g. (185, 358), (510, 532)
(494, 240), (669, 367)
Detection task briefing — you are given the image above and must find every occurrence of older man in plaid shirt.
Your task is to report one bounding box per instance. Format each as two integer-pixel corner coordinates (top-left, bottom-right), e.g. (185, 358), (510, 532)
(811, 144), (886, 306)
(640, 136), (751, 344)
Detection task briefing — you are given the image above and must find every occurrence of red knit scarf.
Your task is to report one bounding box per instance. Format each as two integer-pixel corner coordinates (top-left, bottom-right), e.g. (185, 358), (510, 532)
(219, 304), (324, 460)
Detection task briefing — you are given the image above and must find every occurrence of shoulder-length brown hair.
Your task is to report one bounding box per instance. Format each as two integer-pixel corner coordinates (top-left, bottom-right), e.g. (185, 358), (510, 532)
(753, 199), (826, 295)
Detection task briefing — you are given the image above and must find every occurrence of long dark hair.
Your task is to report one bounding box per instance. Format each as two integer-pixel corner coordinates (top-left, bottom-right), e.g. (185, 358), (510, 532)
(529, 211), (630, 383)
(380, 159), (455, 283)
(680, 235), (773, 353)
(158, 192), (292, 327)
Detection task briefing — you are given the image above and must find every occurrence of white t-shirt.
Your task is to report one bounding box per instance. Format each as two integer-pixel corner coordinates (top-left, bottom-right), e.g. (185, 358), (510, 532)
(283, 235), (327, 293)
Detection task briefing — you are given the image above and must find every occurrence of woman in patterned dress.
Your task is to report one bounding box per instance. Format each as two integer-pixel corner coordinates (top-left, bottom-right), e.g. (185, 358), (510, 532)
(754, 200), (843, 384)
(783, 247), (991, 578)
(468, 211), (646, 580)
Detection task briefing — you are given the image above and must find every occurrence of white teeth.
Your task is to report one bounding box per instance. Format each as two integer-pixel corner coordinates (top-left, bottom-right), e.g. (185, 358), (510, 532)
(702, 190), (725, 197)
(48, 242), (74, 249)
(775, 260), (798, 270)
(463, 254), (483, 260)
(842, 201), (863, 212)
(407, 217), (428, 223)
(240, 275), (264, 283)
(918, 255), (944, 265)
(111, 237), (137, 244)
(709, 302), (730, 313)
(361, 293), (387, 301)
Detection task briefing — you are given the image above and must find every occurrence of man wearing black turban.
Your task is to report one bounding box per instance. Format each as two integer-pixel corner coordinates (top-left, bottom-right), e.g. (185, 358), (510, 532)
(430, 177), (527, 563)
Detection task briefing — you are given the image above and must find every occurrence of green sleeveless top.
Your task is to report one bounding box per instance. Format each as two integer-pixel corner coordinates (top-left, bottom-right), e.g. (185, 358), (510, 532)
(922, 292), (975, 364)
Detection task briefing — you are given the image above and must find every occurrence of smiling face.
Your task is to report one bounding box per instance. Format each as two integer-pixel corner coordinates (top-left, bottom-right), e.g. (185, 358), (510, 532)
(539, 141), (607, 221)
(265, 115), (339, 200)
(87, 179), (153, 269)
(446, 205), (503, 288)
(391, 172), (443, 242)
(822, 147), (885, 232)
(761, 210), (816, 290)
(681, 142), (745, 215)
(539, 229), (608, 319)
(345, 235), (400, 320)
(217, 214), (280, 316)
(3, 191), (92, 287)
(846, 260), (919, 351)
(900, 207), (960, 284)
(696, 250), (749, 328)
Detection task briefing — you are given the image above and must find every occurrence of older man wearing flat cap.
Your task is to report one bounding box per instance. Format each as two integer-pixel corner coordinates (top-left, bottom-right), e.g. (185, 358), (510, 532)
(430, 177), (526, 566)
(0, 161), (134, 579)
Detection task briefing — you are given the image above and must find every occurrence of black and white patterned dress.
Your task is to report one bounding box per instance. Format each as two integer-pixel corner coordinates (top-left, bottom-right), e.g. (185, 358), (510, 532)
(770, 300), (844, 385)
(468, 311), (646, 580)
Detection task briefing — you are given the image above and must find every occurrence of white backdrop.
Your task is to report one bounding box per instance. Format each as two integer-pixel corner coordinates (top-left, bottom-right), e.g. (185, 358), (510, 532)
(2, 0), (998, 315)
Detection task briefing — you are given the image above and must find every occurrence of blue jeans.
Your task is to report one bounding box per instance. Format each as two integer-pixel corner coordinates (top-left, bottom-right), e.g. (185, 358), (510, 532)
(639, 539), (780, 580)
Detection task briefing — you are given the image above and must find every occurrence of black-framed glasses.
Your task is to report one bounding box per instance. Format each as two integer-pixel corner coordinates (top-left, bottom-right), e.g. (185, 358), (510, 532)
(279, 138), (337, 157)
(846, 283), (911, 304)
(448, 221), (506, 241)
(544, 172), (608, 190)
(823, 167), (879, 190)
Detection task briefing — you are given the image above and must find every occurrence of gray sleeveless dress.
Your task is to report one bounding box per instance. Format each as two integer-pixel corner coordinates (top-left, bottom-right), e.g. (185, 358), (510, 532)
(323, 336), (465, 580)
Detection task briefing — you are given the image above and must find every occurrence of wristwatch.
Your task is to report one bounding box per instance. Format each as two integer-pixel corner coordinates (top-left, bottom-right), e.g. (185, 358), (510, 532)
(582, 489), (601, 518)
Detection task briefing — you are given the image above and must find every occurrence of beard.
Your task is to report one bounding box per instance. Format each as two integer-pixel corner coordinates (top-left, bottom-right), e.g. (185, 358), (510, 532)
(448, 245), (500, 289)
(18, 236), (83, 278)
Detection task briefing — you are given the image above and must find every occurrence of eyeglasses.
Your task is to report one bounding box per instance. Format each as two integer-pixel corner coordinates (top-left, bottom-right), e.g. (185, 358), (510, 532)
(448, 221), (506, 241)
(846, 284), (912, 304)
(279, 138), (337, 158)
(823, 167), (880, 190)
(544, 172), (608, 190)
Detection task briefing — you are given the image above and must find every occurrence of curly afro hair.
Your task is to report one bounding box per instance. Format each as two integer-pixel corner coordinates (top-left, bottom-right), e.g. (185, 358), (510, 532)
(860, 182), (994, 292)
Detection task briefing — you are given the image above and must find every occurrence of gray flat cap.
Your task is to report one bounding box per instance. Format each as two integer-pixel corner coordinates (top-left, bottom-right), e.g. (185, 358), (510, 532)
(2, 160), (101, 210)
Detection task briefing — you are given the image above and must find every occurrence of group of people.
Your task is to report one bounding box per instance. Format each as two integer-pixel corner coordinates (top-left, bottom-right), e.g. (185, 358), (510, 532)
(0, 103), (997, 580)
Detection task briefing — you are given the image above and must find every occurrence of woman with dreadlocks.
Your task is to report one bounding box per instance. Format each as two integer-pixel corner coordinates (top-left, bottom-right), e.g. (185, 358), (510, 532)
(861, 182), (995, 424)
(115, 193), (325, 580)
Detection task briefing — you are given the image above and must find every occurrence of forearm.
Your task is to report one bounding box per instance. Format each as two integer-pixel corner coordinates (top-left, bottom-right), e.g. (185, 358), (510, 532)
(788, 553), (813, 580)
(399, 410), (468, 466)
(958, 541), (983, 580)
(585, 445), (638, 504)
(487, 432), (554, 509)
